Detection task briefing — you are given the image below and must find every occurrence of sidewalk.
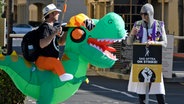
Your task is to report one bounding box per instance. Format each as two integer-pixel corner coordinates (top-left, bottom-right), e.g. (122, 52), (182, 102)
(87, 53), (184, 82)
(88, 69), (184, 83)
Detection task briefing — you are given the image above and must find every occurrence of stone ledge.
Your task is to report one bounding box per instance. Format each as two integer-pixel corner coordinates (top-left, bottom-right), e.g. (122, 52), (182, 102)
(87, 68), (130, 80)
(96, 71), (130, 80)
(87, 69), (184, 82)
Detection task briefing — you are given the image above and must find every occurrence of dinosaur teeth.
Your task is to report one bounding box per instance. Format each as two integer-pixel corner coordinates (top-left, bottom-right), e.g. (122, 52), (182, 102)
(118, 39), (122, 42)
(89, 43), (118, 60)
(97, 39), (123, 43)
(96, 46), (103, 52)
(90, 43), (103, 52)
(103, 50), (118, 61)
(88, 38), (121, 61)
(113, 40), (118, 42)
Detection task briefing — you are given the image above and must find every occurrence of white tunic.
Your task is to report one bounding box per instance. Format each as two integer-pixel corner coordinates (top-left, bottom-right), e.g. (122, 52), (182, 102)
(127, 27), (166, 95)
(128, 66), (165, 94)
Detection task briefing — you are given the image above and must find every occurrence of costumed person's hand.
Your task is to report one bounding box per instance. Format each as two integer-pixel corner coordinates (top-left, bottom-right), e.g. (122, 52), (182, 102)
(55, 26), (63, 36)
(58, 32), (67, 46)
(147, 41), (155, 44)
(141, 67), (153, 82)
(146, 41), (155, 47)
(130, 27), (139, 36)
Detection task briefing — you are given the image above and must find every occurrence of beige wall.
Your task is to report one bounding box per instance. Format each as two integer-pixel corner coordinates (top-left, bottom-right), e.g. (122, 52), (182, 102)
(154, 0), (179, 52)
(29, 4), (37, 22)
(85, 0), (113, 19)
(167, 0), (180, 52)
(15, 0), (87, 24)
(168, 0), (179, 35)
(16, 0), (54, 24)
(153, 0), (178, 35)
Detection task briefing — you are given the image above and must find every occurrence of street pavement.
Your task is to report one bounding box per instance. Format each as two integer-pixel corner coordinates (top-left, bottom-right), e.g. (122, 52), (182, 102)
(24, 76), (184, 104)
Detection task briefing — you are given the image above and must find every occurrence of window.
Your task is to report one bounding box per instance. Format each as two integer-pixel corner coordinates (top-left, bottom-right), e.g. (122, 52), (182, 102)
(114, 0), (149, 32)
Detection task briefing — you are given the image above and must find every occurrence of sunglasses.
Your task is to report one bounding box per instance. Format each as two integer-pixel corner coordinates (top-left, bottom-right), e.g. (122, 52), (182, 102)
(140, 13), (148, 15)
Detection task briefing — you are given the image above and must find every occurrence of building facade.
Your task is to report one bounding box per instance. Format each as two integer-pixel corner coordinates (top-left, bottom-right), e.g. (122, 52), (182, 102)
(86, 0), (184, 72)
(6, 0), (87, 26)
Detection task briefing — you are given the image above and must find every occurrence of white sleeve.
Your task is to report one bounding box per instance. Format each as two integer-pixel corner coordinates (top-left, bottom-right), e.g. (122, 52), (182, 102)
(155, 23), (167, 47)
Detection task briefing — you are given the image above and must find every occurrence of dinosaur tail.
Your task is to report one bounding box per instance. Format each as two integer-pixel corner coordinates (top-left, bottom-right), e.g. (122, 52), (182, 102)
(0, 51), (40, 99)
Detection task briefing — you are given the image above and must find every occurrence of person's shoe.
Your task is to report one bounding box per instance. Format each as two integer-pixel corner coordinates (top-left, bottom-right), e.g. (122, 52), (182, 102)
(59, 73), (74, 82)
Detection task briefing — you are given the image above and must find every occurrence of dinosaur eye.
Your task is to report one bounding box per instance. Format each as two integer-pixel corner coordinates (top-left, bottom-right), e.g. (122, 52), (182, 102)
(84, 19), (95, 31)
(108, 19), (113, 24)
(70, 28), (86, 43)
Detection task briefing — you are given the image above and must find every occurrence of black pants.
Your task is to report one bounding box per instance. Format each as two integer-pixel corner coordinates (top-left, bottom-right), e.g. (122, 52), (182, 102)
(138, 94), (165, 104)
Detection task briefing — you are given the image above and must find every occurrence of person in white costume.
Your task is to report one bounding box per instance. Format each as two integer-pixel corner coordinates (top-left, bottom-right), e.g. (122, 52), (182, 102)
(127, 3), (167, 104)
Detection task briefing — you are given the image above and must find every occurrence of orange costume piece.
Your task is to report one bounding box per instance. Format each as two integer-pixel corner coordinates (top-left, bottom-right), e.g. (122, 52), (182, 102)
(35, 56), (65, 76)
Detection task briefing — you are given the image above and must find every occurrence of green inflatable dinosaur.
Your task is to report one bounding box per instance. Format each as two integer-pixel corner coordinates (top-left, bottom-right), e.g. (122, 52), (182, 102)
(0, 12), (127, 104)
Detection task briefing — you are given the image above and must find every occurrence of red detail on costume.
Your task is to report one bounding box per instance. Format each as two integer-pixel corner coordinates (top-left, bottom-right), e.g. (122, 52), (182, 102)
(74, 17), (85, 27)
(87, 38), (116, 52)
(147, 35), (153, 41)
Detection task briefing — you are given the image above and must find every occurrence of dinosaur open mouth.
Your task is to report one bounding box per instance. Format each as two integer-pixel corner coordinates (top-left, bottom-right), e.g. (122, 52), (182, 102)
(87, 38), (122, 61)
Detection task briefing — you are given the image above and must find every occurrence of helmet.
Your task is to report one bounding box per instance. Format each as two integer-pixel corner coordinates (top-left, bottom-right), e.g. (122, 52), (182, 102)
(66, 13), (89, 27)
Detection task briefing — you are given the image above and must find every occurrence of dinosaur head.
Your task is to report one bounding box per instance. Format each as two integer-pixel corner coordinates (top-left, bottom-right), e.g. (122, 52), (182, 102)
(65, 12), (127, 68)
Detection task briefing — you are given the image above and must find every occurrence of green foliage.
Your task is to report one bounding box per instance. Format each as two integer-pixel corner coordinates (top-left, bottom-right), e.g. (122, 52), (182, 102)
(0, 0), (6, 6)
(0, 0), (6, 16)
(0, 70), (25, 104)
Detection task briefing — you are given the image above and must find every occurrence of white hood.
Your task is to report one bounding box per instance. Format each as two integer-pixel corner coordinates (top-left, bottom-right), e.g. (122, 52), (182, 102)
(140, 3), (155, 28)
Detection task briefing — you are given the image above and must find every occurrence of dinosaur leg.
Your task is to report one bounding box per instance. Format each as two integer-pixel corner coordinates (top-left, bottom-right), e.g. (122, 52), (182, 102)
(35, 56), (65, 76)
(37, 81), (54, 104)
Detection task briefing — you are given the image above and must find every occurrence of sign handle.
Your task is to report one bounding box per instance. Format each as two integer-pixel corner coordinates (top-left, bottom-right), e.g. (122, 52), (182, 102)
(60, 0), (68, 25)
(145, 82), (150, 104)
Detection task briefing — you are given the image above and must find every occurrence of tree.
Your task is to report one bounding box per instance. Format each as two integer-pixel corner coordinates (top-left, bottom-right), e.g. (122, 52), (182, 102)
(0, 0), (25, 103)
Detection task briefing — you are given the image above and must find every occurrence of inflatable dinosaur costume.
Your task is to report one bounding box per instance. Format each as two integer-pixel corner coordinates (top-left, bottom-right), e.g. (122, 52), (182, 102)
(0, 12), (127, 104)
